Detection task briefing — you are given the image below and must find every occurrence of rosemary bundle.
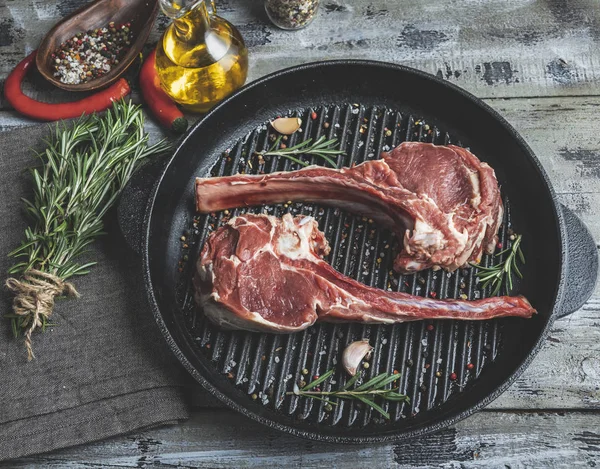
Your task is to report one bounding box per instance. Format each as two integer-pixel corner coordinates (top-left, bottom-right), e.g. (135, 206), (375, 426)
(471, 234), (525, 295)
(5, 100), (169, 360)
(257, 135), (344, 167)
(289, 369), (410, 419)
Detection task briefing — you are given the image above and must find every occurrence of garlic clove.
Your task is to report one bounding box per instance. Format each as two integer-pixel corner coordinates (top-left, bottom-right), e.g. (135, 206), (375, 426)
(342, 339), (373, 376)
(271, 117), (302, 135)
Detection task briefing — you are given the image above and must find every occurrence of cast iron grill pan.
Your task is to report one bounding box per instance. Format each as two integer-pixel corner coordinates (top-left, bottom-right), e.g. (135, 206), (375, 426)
(136, 61), (596, 442)
(179, 103), (512, 426)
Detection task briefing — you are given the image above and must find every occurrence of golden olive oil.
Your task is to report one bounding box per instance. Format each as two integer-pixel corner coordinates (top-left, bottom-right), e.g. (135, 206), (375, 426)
(156, 1), (248, 113)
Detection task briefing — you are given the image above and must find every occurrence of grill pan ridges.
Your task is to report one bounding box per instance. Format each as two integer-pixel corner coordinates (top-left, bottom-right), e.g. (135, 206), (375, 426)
(177, 103), (511, 427)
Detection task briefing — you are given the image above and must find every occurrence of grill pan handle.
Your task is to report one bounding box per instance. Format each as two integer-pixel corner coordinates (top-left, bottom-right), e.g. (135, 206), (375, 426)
(117, 156), (169, 256)
(556, 204), (599, 318)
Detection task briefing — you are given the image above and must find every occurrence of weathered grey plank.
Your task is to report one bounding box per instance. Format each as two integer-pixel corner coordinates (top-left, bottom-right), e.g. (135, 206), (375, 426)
(2, 0), (600, 110)
(4, 409), (599, 468)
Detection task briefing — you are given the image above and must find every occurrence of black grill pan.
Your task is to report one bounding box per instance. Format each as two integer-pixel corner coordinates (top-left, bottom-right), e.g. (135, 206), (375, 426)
(125, 61), (598, 443)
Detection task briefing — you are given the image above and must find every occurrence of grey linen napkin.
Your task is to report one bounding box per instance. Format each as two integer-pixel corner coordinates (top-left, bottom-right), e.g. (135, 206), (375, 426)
(0, 125), (189, 461)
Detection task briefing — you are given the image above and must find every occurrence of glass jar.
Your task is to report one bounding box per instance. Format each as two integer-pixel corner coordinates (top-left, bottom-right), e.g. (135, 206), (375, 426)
(264, 0), (320, 30)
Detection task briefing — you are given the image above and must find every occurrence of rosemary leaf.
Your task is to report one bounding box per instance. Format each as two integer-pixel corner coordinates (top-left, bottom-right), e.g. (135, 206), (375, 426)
(372, 373), (402, 390)
(11, 318), (18, 339)
(354, 395), (390, 420)
(301, 368), (335, 391)
(383, 393), (411, 402)
(341, 371), (362, 391)
(354, 372), (389, 392)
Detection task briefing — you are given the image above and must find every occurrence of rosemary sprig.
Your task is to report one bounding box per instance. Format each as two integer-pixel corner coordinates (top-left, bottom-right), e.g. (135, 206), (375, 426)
(287, 369), (410, 419)
(6, 100), (170, 357)
(257, 135), (344, 168)
(470, 234), (525, 296)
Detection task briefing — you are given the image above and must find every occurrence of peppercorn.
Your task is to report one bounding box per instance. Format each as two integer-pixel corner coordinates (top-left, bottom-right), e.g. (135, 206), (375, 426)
(251, 393), (258, 400)
(323, 122), (330, 129)
(311, 111), (317, 120)
(302, 368), (309, 375)
(450, 372), (457, 380)
(427, 324), (434, 331)
(52, 20), (134, 85)
(467, 363), (474, 370)
(363, 362), (370, 369)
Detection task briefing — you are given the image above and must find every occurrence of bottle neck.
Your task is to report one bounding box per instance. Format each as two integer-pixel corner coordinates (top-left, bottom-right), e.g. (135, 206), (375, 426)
(172, 1), (211, 42)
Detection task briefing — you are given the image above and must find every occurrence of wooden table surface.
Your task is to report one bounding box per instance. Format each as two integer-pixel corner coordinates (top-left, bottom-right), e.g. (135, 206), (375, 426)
(2, 0), (600, 467)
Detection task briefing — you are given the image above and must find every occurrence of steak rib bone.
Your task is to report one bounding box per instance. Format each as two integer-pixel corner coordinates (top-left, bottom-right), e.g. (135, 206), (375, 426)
(194, 214), (535, 333)
(196, 142), (503, 273)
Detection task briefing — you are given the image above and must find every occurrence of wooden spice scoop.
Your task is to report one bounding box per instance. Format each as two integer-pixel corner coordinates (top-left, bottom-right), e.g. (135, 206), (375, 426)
(36, 0), (159, 92)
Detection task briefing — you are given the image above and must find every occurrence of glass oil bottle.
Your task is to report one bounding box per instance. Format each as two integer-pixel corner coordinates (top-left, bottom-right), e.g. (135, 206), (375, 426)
(156, 0), (248, 113)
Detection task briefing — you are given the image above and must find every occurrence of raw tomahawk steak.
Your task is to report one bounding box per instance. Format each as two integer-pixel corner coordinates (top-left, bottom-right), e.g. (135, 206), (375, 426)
(194, 214), (535, 333)
(195, 142), (503, 273)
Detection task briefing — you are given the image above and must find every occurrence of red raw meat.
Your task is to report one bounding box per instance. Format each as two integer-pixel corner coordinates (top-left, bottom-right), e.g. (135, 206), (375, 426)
(194, 214), (535, 333)
(196, 142), (503, 273)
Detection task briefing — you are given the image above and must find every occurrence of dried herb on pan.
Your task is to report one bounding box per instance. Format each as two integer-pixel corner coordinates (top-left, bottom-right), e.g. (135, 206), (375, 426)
(256, 135), (344, 168)
(5, 100), (170, 360)
(471, 234), (525, 295)
(288, 369), (410, 419)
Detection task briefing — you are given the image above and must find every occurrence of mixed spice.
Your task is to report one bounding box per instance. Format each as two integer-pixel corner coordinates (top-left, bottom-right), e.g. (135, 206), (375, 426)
(264, 0), (320, 30)
(52, 21), (134, 84)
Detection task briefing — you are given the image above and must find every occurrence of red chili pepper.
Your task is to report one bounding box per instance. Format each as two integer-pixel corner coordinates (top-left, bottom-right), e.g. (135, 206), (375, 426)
(139, 49), (188, 133)
(4, 50), (130, 122)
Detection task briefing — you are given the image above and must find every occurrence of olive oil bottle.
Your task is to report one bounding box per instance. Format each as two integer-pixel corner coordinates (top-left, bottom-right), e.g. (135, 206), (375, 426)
(156, 0), (248, 113)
